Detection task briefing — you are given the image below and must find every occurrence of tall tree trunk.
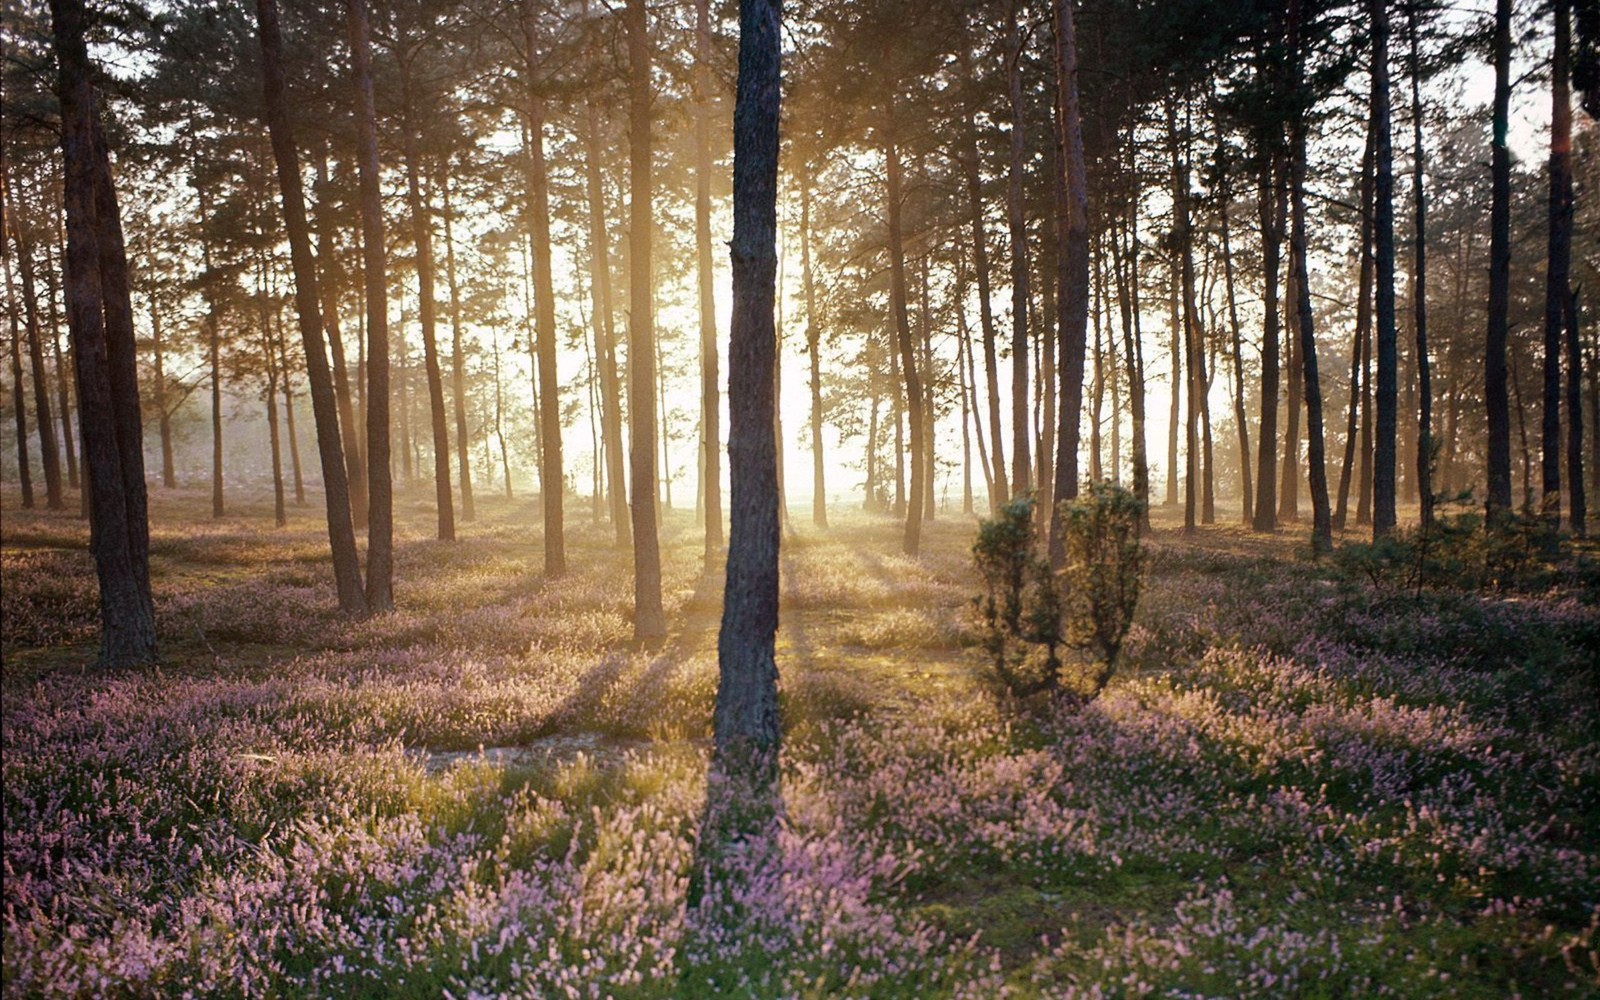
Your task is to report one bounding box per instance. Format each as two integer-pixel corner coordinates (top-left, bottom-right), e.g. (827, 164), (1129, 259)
(1485, 0), (1513, 513)
(1408, 6), (1434, 530)
(1288, 0), (1331, 552)
(1545, 0), (1574, 528)
(800, 168), (827, 528)
(715, 0), (781, 762)
(257, 0), (367, 610)
(1166, 252), (1181, 509)
(6, 203), (63, 508)
(440, 166), (474, 523)
(962, 119), (1007, 505)
(1218, 148), (1252, 524)
(279, 324), (304, 505)
(313, 150), (368, 530)
(199, 186), (225, 519)
(348, 0), (393, 611)
(1048, 0), (1089, 566)
(1371, 0), (1398, 538)
(519, 23), (563, 574)
(1336, 121), (1375, 531)
(400, 66), (455, 543)
(147, 288), (175, 487)
(960, 258), (995, 509)
(262, 309), (286, 528)
(8, 305), (32, 508)
(626, 0), (665, 640)
(1280, 240), (1302, 522)
(1006, 0), (1031, 498)
(695, 0), (724, 555)
(51, 0), (157, 665)
(1253, 148), (1283, 532)
(917, 251), (936, 522)
(1169, 98), (1200, 534)
(1112, 158), (1150, 528)
(43, 240), (78, 490)
(884, 93), (925, 557)
(584, 102), (630, 547)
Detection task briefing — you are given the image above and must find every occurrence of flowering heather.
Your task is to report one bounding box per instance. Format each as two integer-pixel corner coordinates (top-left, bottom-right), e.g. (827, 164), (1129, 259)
(3, 490), (1596, 996)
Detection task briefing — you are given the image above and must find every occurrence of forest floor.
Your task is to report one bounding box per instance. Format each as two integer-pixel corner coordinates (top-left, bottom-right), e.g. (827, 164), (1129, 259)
(2, 485), (1598, 997)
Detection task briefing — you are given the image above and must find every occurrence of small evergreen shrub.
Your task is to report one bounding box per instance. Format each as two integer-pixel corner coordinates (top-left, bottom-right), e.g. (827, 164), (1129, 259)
(973, 484), (1145, 701)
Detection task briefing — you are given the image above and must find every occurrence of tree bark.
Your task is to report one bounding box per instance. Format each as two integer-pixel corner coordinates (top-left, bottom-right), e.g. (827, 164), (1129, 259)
(51, 0), (157, 666)
(1288, 0), (1332, 552)
(440, 167), (474, 522)
(257, 0), (368, 610)
(348, 0), (394, 611)
(199, 185), (225, 519)
(1408, 6), (1434, 530)
(884, 94), (925, 557)
(1048, 0), (1089, 567)
(695, 0), (724, 555)
(146, 288), (175, 488)
(43, 239), (78, 491)
(8, 301), (32, 508)
(313, 150), (368, 531)
(1253, 147), (1283, 532)
(1545, 0), (1574, 528)
(800, 167), (827, 528)
(716, 0), (782, 765)
(1006, 0), (1032, 498)
(962, 118), (1007, 507)
(625, 0), (665, 640)
(399, 62), (455, 543)
(1218, 146), (1252, 524)
(1485, 0), (1513, 513)
(1336, 121), (1374, 531)
(1371, 0), (1398, 538)
(584, 101), (631, 547)
(6, 198), (63, 508)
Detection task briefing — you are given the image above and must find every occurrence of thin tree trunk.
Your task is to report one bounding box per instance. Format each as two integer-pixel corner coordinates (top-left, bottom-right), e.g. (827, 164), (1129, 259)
(1288, 0), (1331, 552)
(963, 118), (1007, 505)
(1409, 6), (1434, 530)
(1372, 0), (1398, 537)
(8, 306), (32, 508)
(1218, 149), (1252, 524)
(348, 0), (393, 611)
(695, 0), (724, 555)
(313, 150), (368, 531)
(801, 167), (827, 528)
(884, 93), (925, 557)
(584, 102), (630, 547)
(6, 202), (62, 508)
(440, 168), (474, 523)
(1006, 0), (1031, 498)
(148, 287), (175, 487)
(1336, 120), (1374, 531)
(1545, 0), (1573, 528)
(1253, 146), (1283, 532)
(715, 0), (782, 761)
(519, 23), (564, 574)
(279, 322), (304, 506)
(1112, 159), (1150, 528)
(1280, 237), (1302, 522)
(257, 0), (366, 608)
(625, 0), (665, 640)
(1485, 0), (1513, 513)
(1169, 98), (1200, 534)
(1167, 251), (1181, 509)
(43, 239), (78, 490)
(400, 65), (455, 543)
(200, 186), (225, 519)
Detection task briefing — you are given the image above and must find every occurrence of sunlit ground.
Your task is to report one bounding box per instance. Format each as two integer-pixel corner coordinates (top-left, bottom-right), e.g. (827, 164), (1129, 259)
(2, 485), (1596, 996)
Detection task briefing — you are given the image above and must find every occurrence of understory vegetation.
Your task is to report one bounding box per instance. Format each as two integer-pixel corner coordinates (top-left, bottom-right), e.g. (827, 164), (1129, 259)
(3, 488), (1597, 998)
